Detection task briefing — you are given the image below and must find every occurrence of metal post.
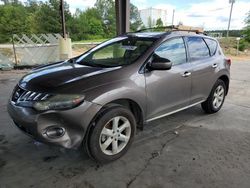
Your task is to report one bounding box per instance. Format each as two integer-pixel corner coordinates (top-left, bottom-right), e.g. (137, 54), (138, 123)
(172, 9), (175, 27)
(60, 0), (66, 38)
(236, 37), (240, 56)
(227, 0), (235, 38)
(115, 0), (130, 35)
(11, 35), (18, 66)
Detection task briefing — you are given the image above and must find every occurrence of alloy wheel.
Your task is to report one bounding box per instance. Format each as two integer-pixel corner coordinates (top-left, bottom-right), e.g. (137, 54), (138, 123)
(213, 85), (225, 109)
(99, 116), (131, 155)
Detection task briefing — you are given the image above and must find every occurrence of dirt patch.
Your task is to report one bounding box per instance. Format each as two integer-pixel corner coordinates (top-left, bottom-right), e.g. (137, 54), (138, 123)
(227, 55), (250, 62)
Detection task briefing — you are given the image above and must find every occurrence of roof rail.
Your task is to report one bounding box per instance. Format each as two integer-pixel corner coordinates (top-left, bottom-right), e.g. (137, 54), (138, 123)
(135, 25), (205, 34)
(135, 25), (173, 33)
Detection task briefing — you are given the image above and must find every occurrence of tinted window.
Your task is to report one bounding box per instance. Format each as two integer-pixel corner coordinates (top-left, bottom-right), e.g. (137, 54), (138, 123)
(204, 38), (218, 56)
(76, 37), (155, 67)
(187, 37), (210, 59)
(155, 37), (186, 65)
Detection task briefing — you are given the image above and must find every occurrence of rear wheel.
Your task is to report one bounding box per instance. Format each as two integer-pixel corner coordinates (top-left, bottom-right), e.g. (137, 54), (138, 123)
(88, 105), (136, 163)
(201, 79), (226, 114)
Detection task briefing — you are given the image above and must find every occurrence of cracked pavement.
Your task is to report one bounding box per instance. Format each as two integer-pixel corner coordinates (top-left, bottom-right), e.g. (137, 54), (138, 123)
(1, 60), (250, 188)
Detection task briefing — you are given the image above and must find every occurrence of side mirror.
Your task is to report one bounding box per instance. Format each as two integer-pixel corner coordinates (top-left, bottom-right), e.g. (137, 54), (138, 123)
(148, 54), (172, 71)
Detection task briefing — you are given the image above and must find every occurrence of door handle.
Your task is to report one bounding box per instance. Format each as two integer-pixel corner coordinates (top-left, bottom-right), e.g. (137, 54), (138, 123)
(212, 63), (218, 68)
(182, 71), (191, 77)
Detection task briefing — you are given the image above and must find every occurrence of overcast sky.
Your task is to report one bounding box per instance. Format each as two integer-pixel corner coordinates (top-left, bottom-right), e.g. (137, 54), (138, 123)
(8, 0), (250, 30)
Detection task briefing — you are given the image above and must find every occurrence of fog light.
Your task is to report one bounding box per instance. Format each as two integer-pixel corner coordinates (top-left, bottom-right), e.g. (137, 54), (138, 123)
(45, 126), (65, 138)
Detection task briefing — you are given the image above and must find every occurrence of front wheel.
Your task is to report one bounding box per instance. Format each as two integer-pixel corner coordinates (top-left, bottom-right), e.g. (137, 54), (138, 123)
(88, 105), (136, 163)
(201, 79), (226, 114)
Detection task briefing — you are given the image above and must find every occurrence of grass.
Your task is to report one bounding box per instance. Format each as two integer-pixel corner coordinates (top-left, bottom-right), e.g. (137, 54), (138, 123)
(218, 37), (242, 56)
(72, 38), (109, 44)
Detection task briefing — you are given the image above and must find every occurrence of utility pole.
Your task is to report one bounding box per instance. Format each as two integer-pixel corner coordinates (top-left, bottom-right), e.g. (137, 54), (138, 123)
(172, 9), (175, 27)
(60, 0), (66, 38)
(59, 0), (72, 60)
(227, 0), (235, 38)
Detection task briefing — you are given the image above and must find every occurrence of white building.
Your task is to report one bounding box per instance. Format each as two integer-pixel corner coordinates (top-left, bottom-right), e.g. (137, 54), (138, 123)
(139, 8), (167, 27)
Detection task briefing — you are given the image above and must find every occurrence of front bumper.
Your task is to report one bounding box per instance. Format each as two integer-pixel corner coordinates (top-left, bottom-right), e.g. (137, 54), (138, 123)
(7, 100), (102, 149)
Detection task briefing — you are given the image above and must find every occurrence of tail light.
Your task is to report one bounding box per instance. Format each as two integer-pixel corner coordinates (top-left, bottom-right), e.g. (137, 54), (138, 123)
(226, 58), (231, 66)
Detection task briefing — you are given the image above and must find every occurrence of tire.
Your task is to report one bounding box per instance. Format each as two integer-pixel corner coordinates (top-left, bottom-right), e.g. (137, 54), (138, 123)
(201, 79), (226, 114)
(88, 105), (136, 163)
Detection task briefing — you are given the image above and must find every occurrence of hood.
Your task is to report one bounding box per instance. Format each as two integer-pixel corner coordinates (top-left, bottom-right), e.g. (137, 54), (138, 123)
(19, 61), (120, 93)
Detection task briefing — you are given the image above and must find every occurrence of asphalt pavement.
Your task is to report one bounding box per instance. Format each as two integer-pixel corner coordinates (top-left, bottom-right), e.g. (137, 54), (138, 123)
(0, 61), (250, 188)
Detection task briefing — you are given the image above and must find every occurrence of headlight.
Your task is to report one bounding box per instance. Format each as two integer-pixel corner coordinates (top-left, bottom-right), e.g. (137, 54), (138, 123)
(33, 94), (84, 111)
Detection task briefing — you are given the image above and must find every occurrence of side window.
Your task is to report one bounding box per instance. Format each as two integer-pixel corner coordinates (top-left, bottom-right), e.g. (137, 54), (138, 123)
(155, 37), (187, 65)
(187, 37), (210, 60)
(204, 38), (218, 56)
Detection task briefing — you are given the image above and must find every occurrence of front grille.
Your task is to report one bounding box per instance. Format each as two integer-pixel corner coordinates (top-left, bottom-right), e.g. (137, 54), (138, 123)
(12, 86), (25, 102)
(12, 85), (51, 103)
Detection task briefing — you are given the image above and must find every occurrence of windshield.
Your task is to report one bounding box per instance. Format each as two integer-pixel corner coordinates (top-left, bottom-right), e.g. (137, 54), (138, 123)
(75, 37), (156, 67)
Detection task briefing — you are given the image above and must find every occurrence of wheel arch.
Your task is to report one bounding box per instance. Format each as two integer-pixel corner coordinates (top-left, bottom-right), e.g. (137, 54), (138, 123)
(102, 98), (144, 129)
(218, 75), (229, 95)
(83, 98), (144, 156)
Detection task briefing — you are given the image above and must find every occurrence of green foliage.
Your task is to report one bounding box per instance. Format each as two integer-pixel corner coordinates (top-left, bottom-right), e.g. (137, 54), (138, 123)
(70, 8), (104, 41)
(95, 0), (116, 37)
(147, 16), (153, 28)
(34, 0), (72, 34)
(156, 18), (163, 27)
(130, 3), (143, 31)
(239, 40), (248, 51)
(243, 11), (250, 42)
(205, 30), (242, 37)
(0, 0), (143, 43)
(236, 10), (250, 51)
(0, 3), (29, 42)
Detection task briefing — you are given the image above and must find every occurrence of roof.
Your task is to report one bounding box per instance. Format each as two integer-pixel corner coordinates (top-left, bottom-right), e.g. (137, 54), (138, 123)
(125, 31), (207, 39)
(126, 32), (166, 38)
(126, 25), (207, 39)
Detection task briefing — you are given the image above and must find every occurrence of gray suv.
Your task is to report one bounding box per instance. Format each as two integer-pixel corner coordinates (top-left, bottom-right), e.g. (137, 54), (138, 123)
(8, 30), (230, 163)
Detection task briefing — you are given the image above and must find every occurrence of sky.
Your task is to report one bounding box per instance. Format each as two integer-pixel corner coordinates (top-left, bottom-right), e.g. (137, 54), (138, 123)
(5, 0), (250, 30)
(66, 0), (250, 30)
(130, 0), (250, 30)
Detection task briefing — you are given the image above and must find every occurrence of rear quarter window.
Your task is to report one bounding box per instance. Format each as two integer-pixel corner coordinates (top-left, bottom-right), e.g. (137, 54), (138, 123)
(187, 37), (210, 60)
(204, 38), (218, 56)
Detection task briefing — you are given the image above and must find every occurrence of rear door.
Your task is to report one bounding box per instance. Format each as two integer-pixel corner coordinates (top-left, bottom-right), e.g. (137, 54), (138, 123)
(145, 37), (192, 121)
(186, 36), (217, 103)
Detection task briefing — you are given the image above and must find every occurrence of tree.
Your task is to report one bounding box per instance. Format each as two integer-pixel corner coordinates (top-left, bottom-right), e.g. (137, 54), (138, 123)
(147, 16), (153, 28)
(0, 3), (29, 42)
(130, 3), (143, 31)
(244, 10), (250, 42)
(156, 18), (163, 27)
(0, 0), (143, 42)
(34, 0), (72, 34)
(70, 7), (104, 40)
(95, 0), (116, 38)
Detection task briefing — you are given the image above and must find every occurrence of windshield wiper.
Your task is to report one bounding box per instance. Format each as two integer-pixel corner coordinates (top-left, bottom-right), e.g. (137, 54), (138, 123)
(68, 58), (76, 64)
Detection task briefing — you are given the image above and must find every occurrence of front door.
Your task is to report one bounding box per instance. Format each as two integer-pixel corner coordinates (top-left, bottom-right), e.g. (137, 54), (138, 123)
(145, 37), (192, 121)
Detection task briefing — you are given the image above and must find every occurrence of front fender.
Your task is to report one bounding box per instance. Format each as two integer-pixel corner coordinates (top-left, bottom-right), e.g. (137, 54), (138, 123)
(84, 76), (146, 119)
